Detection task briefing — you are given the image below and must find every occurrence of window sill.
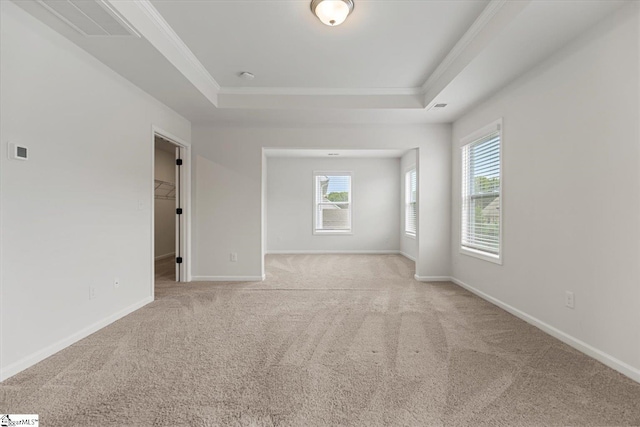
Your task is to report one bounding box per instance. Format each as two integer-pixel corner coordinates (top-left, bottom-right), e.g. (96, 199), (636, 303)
(460, 247), (502, 265)
(314, 230), (353, 236)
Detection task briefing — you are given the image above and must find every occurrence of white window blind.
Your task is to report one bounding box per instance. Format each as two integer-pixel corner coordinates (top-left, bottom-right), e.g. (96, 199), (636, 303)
(314, 173), (352, 232)
(461, 130), (501, 258)
(405, 168), (417, 235)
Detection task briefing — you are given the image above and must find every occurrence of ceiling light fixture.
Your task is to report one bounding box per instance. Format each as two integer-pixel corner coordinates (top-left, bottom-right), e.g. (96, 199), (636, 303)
(311, 0), (354, 27)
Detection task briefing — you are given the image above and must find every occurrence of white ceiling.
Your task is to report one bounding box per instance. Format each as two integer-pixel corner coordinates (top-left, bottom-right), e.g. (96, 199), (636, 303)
(11, 0), (219, 120)
(434, 0), (630, 121)
(12, 0), (630, 124)
(149, 0), (489, 89)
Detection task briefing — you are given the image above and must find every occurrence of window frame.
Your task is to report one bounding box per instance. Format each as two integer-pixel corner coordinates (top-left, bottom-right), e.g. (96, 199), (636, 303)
(404, 166), (417, 238)
(460, 119), (503, 265)
(312, 171), (353, 235)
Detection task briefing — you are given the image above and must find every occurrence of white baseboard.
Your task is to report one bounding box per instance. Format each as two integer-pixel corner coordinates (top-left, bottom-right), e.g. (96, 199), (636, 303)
(267, 250), (415, 264)
(414, 275), (452, 282)
(266, 250), (401, 255)
(0, 296), (154, 382)
(154, 252), (175, 261)
(450, 277), (640, 384)
(192, 275), (266, 282)
(399, 252), (416, 261)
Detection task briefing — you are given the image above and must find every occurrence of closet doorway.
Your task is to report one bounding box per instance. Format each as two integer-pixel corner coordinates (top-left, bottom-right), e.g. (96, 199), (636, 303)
(154, 134), (183, 283)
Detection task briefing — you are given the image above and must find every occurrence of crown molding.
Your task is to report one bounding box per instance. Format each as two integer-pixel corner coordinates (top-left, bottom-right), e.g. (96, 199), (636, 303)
(111, 0), (221, 107)
(217, 91), (425, 109)
(220, 0), (518, 106)
(106, 0), (521, 111)
(110, 1), (426, 109)
(421, 0), (508, 94)
(134, 0), (220, 92)
(219, 86), (424, 97)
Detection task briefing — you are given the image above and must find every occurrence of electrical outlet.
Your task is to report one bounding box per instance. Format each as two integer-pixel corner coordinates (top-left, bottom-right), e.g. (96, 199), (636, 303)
(114, 278), (120, 289)
(90, 286), (97, 300)
(565, 291), (574, 309)
(230, 252), (238, 262)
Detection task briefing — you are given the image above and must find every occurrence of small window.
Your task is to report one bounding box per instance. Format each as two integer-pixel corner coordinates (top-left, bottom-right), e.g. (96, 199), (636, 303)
(313, 172), (352, 234)
(405, 168), (417, 236)
(461, 121), (502, 263)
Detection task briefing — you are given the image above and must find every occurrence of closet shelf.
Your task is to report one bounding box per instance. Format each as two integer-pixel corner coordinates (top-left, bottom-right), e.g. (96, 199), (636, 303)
(155, 179), (176, 200)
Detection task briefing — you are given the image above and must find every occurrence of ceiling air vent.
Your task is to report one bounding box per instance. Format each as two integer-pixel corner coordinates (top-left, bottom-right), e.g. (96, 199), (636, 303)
(37, 0), (140, 37)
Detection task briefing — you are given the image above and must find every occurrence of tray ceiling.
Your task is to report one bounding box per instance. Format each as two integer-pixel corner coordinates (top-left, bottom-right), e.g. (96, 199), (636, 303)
(13, 0), (630, 123)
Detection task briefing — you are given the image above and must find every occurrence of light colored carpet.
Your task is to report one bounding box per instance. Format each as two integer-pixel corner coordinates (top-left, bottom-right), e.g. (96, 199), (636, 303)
(2, 254), (640, 426)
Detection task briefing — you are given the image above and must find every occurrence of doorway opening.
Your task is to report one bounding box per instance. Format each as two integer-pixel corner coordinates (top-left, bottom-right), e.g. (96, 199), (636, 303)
(261, 147), (420, 279)
(152, 129), (190, 291)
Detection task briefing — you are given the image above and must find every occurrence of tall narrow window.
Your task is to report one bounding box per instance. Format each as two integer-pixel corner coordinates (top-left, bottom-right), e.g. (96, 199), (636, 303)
(313, 172), (352, 233)
(405, 168), (417, 236)
(461, 122), (502, 262)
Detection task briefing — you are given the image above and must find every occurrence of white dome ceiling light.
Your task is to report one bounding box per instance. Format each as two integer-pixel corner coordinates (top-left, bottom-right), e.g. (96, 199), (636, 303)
(311, 0), (354, 27)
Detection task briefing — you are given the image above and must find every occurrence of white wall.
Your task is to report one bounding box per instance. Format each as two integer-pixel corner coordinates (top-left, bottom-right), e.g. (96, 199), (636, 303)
(400, 149), (417, 260)
(451, 3), (640, 380)
(154, 147), (176, 258)
(0, 2), (191, 380)
(267, 157), (400, 253)
(192, 124), (451, 280)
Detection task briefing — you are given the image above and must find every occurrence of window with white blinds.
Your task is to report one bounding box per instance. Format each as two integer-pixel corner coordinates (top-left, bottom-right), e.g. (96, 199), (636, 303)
(313, 172), (352, 233)
(405, 168), (417, 236)
(461, 125), (501, 261)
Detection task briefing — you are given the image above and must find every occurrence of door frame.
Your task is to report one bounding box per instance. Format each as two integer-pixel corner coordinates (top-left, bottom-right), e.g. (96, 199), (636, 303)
(151, 126), (192, 296)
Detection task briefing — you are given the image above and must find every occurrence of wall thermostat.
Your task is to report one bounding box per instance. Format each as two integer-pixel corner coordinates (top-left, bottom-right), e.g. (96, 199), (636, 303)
(8, 143), (28, 160)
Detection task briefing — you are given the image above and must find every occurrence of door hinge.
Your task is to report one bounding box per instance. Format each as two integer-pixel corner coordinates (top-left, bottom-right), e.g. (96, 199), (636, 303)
(176, 208), (183, 215)
(176, 257), (183, 264)
(176, 159), (183, 166)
